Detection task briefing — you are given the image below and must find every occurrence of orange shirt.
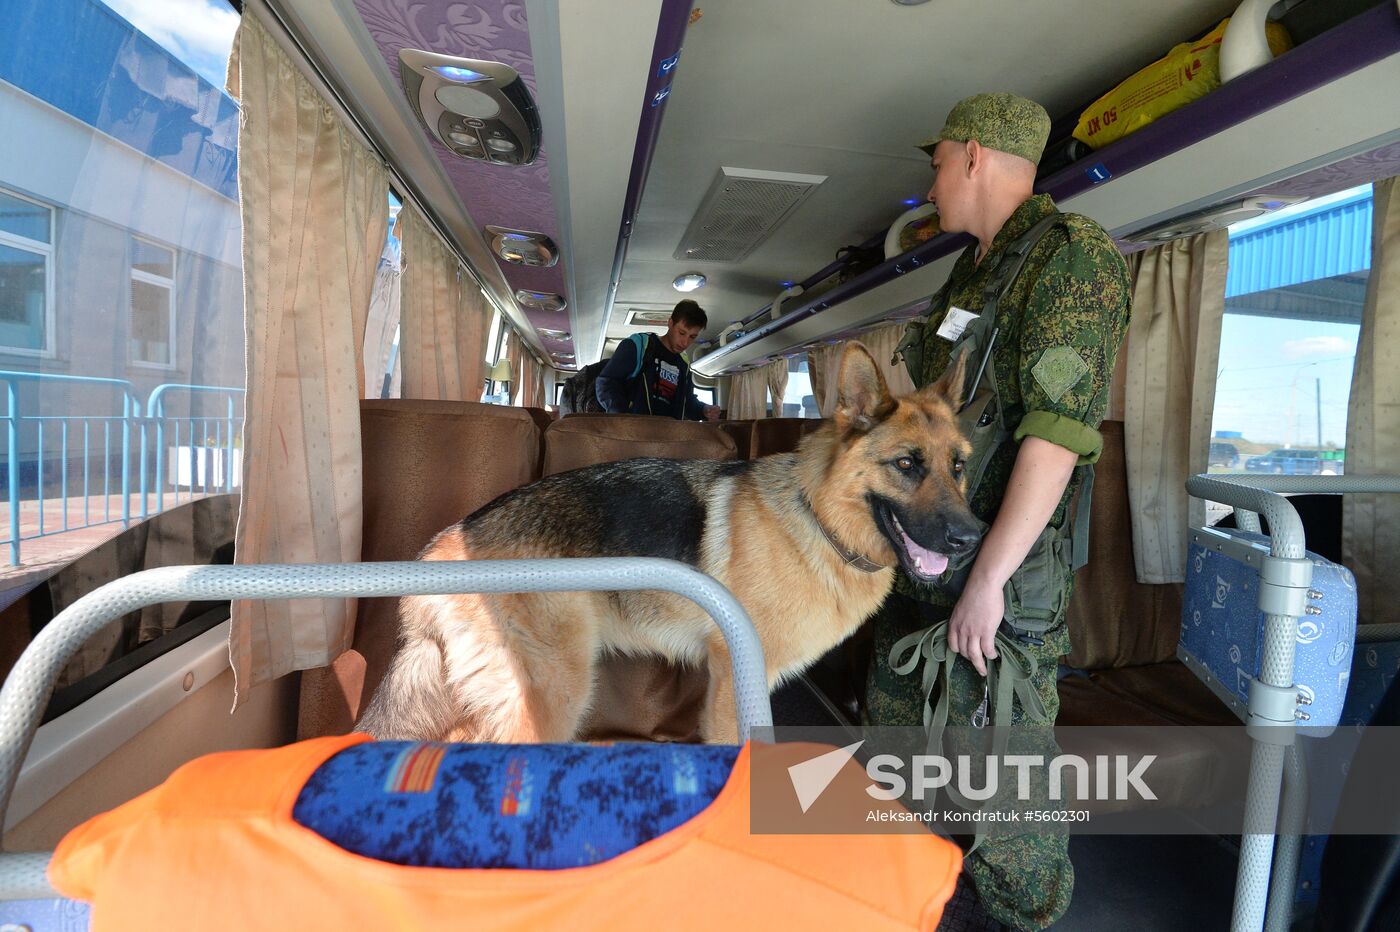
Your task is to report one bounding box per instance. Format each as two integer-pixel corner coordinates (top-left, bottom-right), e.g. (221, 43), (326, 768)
(51, 735), (959, 930)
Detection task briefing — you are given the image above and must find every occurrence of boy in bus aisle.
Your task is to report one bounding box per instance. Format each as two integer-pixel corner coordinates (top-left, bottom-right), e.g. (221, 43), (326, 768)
(595, 300), (721, 420)
(866, 93), (1131, 930)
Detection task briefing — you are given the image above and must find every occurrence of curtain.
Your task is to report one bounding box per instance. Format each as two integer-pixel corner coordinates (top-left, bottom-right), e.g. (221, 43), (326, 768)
(525, 358), (548, 408)
(807, 322), (916, 418)
(504, 330), (525, 405)
(398, 208), (489, 400)
(858, 322), (917, 398)
(807, 344), (841, 417)
(362, 232), (401, 398)
(226, 15), (388, 697)
(1344, 176), (1400, 625)
(764, 358), (790, 417)
(1122, 230), (1228, 584)
(728, 367), (770, 419)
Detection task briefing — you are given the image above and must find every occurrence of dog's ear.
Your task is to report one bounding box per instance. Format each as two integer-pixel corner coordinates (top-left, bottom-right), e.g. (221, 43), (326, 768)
(921, 345), (969, 411)
(835, 341), (896, 434)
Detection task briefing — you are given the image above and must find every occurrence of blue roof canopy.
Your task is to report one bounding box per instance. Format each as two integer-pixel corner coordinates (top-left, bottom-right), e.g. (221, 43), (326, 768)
(1226, 188), (1373, 299)
(0, 0), (239, 201)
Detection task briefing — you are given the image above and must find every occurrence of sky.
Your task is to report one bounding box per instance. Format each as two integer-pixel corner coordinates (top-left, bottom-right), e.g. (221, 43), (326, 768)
(103, 0), (239, 89)
(1211, 314), (1358, 448)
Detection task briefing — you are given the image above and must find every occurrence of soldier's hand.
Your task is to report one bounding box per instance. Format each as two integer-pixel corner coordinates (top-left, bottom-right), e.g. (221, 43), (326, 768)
(947, 579), (1003, 677)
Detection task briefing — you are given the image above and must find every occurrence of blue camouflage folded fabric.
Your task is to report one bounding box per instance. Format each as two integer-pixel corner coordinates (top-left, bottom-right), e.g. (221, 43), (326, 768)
(293, 741), (740, 869)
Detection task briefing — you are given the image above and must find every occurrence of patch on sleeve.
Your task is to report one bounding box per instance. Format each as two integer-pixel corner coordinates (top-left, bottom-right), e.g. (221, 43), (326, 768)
(1031, 346), (1090, 404)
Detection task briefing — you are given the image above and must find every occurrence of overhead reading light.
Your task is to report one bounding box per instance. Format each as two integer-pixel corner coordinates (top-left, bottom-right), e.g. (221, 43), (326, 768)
(673, 272), (706, 292)
(538, 328), (571, 340)
(515, 290), (567, 313)
(399, 49), (541, 165)
(1127, 195), (1304, 243)
(486, 226), (558, 267)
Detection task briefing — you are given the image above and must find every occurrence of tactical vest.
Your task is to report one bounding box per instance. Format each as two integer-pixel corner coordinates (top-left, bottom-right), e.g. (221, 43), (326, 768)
(893, 214), (1094, 638)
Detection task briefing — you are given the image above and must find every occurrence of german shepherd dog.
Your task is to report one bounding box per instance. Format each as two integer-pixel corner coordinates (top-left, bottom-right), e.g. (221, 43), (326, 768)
(359, 343), (979, 744)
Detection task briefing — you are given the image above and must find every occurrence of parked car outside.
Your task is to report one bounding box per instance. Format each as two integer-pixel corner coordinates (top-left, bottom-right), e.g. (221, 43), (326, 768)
(1208, 442), (1240, 468)
(1243, 449), (1343, 475)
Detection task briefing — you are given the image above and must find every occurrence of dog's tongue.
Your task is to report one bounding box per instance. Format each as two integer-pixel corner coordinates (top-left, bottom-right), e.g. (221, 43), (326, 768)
(898, 525), (949, 577)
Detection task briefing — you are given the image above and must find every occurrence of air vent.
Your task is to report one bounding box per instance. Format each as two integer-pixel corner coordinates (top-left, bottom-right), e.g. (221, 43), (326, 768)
(624, 308), (674, 328)
(674, 167), (826, 263)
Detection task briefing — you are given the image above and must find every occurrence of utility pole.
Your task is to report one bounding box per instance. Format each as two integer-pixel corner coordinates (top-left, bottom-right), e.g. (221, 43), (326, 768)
(1316, 377), (1323, 448)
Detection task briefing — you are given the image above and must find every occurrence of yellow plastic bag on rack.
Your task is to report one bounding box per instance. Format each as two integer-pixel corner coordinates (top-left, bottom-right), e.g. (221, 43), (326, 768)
(1072, 17), (1292, 150)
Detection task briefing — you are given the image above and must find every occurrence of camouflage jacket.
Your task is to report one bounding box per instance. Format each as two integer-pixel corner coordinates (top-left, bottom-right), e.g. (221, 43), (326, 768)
(895, 194), (1130, 608)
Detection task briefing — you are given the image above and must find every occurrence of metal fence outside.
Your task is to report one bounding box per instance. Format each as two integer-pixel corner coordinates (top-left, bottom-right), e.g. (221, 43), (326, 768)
(0, 372), (244, 566)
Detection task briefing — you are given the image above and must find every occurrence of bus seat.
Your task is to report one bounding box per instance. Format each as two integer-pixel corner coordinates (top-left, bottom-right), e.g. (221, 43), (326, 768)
(717, 419), (756, 458)
(1315, 658), (1400, 930)
(541, 414), (737, 476)
(538, 414), (737, 743)
(522, 405), (557, 433)
(750, 418), (826, 458)
(297, 400), (542, 740)
(1055, 420), (1240, 811)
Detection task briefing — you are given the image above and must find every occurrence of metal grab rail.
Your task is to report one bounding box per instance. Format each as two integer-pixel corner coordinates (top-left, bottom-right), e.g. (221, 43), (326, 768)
(1186, 473), (1400, 932)
(0, 557), (772, 898)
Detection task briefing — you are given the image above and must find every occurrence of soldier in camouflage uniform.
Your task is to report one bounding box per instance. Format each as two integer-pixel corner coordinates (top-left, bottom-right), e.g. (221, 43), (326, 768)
(865, 93), (1130, 930)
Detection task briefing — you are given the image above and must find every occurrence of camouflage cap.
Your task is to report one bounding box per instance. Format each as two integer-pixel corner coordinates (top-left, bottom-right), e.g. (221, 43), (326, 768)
(918, 92), (1051, 165)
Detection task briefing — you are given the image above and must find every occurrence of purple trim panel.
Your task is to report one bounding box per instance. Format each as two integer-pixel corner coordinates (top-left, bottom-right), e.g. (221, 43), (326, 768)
(604, 0), (695, 327)
(700, 2), (1400, 374)
(353, 0), (574, 358)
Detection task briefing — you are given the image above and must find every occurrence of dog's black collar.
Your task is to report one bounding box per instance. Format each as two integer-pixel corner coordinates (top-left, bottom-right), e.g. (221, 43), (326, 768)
(799, 491), (886, 574)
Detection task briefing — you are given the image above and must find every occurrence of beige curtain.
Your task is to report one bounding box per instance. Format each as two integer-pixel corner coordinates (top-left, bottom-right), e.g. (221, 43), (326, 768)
(1344, 176), (1400, 625)
(363, 234), (401, 398)
(858, 322), (917, 398)
(227, 15), (388, 696)
(1123, 230), (1228, 583)
(728, 367), (770, 419)
(807, 344), (841, 416)
(398, 208), (489, 400)
(526, 359), (549, 408)
(764, 358), (790, 416)
(807, 322), (916, 418)
(505, 331), (525, 405)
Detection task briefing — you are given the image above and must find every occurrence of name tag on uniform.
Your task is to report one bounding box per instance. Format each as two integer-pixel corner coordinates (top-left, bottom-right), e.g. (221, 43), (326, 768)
(935, 306), (977, 342)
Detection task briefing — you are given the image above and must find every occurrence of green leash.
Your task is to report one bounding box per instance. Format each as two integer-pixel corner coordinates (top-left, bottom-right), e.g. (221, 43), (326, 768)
(889, 620), (1049, 854)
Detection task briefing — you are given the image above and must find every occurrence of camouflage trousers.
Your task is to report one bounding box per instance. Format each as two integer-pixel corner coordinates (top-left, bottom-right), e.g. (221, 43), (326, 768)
(866, 591), (1072, 931)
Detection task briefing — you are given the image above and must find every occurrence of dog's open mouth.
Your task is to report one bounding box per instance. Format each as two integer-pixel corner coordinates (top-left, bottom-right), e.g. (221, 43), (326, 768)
(874, 501), (950, 583)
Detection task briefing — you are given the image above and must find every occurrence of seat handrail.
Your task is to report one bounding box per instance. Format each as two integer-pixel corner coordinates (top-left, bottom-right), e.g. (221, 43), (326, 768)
(0, 557), (771, 897)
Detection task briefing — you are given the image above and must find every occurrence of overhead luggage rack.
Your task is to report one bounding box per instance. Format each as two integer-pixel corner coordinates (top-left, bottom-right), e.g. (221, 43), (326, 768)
(694, 2), (1400, 377)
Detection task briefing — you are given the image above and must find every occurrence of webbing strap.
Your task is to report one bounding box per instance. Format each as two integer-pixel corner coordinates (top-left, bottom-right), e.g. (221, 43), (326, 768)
(1071, 465), (1095, 572)
(888, 621), (1048, 855)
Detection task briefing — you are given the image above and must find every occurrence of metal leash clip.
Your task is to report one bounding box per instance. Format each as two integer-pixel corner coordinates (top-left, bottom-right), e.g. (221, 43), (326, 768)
(971, 681), (990, 728)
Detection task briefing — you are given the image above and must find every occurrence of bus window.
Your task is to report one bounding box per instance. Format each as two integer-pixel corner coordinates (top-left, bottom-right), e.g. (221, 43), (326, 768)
(0, 0), (244, 571)
(1211, 185), (1369, 477)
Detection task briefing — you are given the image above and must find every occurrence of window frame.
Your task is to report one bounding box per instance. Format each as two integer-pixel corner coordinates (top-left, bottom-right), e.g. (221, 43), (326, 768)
(127, 235), (178, 370)
(0, 187), (56, 359)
